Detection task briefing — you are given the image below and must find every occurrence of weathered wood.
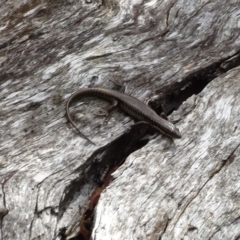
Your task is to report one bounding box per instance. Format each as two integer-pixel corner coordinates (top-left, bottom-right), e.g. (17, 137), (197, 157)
(93, 68), (240, 240)
(0, 0), (240, 239)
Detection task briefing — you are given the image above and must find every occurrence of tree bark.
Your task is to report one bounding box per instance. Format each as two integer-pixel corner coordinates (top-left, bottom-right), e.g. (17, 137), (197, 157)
(0, 0), (240, 239)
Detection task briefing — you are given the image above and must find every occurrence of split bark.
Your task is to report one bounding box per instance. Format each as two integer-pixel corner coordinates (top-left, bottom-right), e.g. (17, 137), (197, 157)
(0, 0), (240, 239)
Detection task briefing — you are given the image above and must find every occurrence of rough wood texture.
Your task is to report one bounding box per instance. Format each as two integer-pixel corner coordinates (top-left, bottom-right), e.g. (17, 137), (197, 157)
(1, 0), (240, 239)
(93, 68), (240, 240)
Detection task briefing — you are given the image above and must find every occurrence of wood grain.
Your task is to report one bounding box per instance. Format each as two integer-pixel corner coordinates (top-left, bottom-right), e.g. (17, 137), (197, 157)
(0, 0), (240, 239)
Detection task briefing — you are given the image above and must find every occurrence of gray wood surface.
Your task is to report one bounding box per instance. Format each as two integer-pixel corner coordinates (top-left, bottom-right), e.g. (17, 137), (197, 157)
(0, 0), (240, 239)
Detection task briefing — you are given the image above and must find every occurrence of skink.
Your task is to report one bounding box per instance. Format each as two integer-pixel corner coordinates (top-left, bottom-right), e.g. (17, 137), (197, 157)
(66, 88), (181, 144)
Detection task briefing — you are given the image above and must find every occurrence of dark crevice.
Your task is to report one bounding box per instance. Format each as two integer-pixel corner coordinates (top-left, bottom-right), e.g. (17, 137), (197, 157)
(58, 123), (152, 240)
(59, 123), (151, 215)
(187, 226), (198, 232)
(151, 50), (240, 115)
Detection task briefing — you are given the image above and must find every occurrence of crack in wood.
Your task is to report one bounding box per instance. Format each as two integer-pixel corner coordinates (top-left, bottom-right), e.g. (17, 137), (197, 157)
(156, 50), (240, 116)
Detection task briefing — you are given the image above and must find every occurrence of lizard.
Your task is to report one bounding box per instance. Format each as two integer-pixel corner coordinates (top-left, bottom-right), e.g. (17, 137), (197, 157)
(66, 88), (181, 145)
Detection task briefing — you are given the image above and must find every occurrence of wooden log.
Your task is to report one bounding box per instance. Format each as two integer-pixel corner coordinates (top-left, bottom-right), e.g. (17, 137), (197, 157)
(0, 0), (240, 239)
